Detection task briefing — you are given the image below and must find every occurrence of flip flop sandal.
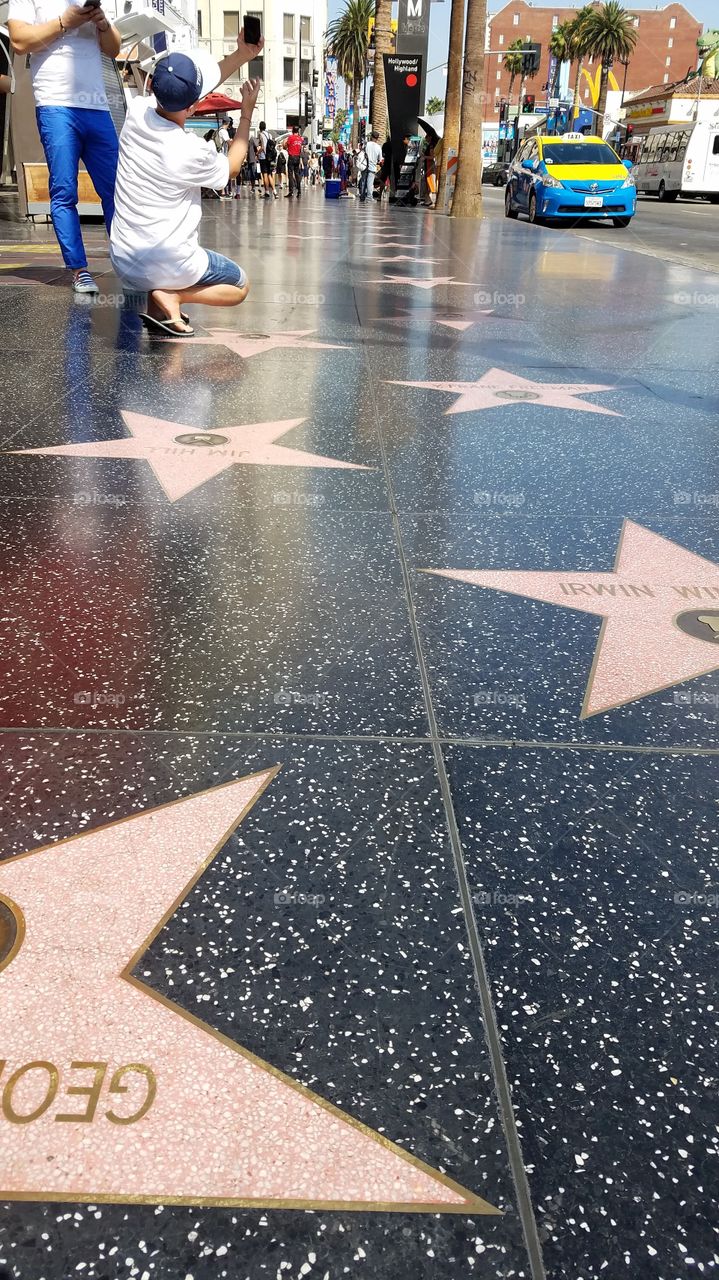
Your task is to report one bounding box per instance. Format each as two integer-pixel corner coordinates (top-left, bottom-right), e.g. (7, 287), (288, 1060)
(141, 310), (191, 327)
(139, 314), (194, 338)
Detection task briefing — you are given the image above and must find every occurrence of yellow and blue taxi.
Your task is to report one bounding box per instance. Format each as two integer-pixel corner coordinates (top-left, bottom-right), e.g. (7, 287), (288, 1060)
(505, 134), (637, 227)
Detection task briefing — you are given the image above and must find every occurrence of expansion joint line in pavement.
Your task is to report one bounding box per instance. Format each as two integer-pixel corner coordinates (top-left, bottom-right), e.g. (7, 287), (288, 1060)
(353, 282), (548, 1280)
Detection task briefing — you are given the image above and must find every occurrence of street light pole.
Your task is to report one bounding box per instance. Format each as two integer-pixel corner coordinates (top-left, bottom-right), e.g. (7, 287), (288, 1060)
(299, 24), (303, 127)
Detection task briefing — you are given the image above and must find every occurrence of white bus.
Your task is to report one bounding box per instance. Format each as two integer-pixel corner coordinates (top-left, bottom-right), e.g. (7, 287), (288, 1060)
(626, 120), (719, 202)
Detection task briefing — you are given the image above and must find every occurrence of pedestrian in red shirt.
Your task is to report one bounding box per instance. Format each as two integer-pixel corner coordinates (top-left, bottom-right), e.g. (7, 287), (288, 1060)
(285, 126), (304, 198)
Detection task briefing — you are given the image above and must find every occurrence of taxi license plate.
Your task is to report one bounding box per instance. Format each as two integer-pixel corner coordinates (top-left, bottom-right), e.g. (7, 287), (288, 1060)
(584, 196), (603, 208)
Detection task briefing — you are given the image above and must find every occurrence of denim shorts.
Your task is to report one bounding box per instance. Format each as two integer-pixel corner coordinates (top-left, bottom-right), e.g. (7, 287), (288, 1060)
(196, 250), (247, 288)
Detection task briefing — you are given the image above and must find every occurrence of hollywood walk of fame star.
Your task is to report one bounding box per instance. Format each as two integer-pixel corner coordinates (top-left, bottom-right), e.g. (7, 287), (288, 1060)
(426, 520), (719, 717)
(388, 367), (622, 416)
(375, 255), (447, 264)
(370, 275), (476, 291)
(9, 412), (370, 502)
(167, 328), (349, 360)
(0, 775), (497, 1213)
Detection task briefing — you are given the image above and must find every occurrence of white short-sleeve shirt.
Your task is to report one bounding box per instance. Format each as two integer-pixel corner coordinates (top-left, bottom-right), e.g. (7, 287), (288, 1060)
(8, 0), (108, 110)
(110, 96), (231, 291)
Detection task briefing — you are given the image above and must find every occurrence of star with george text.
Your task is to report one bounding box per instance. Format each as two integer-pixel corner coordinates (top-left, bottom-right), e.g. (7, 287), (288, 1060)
(0, 775), (497, 1213)
(426, 520), (719, 716)
(10, 412), (369, 502)
(165, 328), (348, 360)
(388, 367), (622, 416)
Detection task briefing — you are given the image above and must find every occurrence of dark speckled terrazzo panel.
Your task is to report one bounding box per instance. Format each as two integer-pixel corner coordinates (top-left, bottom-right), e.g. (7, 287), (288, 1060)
(443, 745), (719, 1280)
(0, 733), (526, 1280)
(2, 190), (719, 1280)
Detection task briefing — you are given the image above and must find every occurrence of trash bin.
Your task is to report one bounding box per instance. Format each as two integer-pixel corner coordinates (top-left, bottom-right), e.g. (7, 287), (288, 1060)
(325, 179), (341, 199)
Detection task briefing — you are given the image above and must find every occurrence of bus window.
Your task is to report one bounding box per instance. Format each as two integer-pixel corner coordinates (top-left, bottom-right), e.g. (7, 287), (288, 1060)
(676, 131), (690, 162)
(644, 134), (658, 162)
(713, 135), (719, 156)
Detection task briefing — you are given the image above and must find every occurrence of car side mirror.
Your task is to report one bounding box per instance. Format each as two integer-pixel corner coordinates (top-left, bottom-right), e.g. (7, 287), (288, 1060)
(622, 158), (633, 170)
(521, 158), (535, 172)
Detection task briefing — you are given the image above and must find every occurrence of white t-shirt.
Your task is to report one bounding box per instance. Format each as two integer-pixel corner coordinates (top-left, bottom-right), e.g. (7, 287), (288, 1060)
(8, 0), (108, 110)
(365, 140), (382, 173)
(110, 96), (230, 291)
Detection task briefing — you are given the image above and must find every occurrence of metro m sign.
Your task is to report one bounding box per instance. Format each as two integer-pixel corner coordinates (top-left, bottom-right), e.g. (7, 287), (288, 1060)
(397, 0), (430, 110)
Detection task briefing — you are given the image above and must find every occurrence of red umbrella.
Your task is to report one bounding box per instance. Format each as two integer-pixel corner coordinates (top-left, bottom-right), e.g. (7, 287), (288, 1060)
(193, 92), (241, 115)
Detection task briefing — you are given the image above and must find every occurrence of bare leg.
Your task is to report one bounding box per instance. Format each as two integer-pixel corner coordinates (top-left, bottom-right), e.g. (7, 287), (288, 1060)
(148, 280), (248, 333)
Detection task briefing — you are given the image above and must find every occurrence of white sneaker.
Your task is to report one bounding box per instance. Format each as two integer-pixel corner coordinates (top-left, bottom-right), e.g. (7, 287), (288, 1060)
(73, 271), (99, 294)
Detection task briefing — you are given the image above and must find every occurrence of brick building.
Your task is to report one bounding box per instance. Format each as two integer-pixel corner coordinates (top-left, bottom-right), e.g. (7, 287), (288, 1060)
(485, 1), (703, 120)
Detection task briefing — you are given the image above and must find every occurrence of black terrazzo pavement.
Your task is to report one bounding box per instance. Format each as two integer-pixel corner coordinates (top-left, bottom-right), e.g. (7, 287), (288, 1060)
(0, 190), (717, 1280)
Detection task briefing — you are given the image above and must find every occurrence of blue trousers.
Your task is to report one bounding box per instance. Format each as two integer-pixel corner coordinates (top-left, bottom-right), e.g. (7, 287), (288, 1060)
(36, 106), (119, 270)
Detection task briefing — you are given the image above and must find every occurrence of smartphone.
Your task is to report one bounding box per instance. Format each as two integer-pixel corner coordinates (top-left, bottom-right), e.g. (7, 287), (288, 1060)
(83, 2), (101, 9)
(243, 15), (261, 45)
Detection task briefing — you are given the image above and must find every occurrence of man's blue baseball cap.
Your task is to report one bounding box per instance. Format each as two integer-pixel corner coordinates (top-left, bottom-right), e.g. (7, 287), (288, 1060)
(152, 49), (222, 112)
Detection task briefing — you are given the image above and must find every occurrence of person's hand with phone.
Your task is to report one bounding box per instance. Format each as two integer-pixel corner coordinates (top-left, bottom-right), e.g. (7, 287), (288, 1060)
(59, 3), (95, 31)
(217, 22), (264, 84)
(237, 19), (263, 63)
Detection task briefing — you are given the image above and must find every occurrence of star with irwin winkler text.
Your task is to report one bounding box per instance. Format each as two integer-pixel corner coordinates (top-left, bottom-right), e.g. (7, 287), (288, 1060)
(426, 521), (719, 717)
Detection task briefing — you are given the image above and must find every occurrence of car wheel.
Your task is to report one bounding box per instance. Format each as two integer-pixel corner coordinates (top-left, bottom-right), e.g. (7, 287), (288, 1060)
(657, 181), (677, 203)
(495, 173), (504, 187)
(613, 217), (631, 228)
(504, 187), (519, 219)
(528, 192), (542, 225)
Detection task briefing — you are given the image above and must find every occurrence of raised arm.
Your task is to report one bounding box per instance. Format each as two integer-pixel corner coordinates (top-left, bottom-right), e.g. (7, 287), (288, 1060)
(227, 78), (261, 179)
(217, 25), (264, 85)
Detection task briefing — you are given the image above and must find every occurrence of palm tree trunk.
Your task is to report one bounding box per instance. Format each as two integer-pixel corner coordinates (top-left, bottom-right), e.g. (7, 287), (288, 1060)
(372, 0), (391, 139)
(508, 69), (516, 106)
(595, 65), (609, 137)
(437, 0), (464, 214)
(571, 58), (584, 124)
(351, 77), (360, 148)
(451, 0), (487, 218)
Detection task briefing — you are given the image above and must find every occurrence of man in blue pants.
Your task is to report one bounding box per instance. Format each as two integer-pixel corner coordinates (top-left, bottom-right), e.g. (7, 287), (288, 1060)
(8, 0), (121, 293)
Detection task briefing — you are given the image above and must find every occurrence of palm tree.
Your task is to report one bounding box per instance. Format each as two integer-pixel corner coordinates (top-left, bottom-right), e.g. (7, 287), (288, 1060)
(426, 95), (445, 115)
(568, 6), (594, 128)
(327, 0), (374, 149)
(451, 0), (487, 218)
(436, 0), (464, 212)
(371, 0), (391, 139)
(580, 1), (637, 136)
(504, 39), (524, 107)
(549, 22), (572, 98)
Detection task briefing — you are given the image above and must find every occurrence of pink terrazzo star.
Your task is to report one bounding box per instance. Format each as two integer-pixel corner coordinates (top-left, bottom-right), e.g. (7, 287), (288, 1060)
(376, 255), (446, 264)
(370, 275), (475, 291)
(388, 366), (622, 416)
(11, 412), (369, 502)
(426, 520), (719, 716)
(0, 775), (497, 1212)
(169, 328), (348, 360)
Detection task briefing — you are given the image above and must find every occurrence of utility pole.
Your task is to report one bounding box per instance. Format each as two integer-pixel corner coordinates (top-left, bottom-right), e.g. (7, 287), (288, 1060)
(299, 23), (303, 126)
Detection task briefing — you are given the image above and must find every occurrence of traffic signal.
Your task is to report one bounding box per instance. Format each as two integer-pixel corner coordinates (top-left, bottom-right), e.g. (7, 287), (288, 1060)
(359, 118), (366, 143)
(312, 69), (318, 89)
(521, 43), (541, 76)
(499, 98), (508, 123)
(626, 123), (634, 139)
(523, 93), (536, 112)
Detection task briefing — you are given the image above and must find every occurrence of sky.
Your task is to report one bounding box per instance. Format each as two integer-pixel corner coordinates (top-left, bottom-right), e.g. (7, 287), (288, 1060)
(326, 0), (717, 108)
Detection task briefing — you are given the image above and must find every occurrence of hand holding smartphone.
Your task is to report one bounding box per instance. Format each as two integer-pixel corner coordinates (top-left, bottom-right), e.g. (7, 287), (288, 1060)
(242, 16), (261, 47)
